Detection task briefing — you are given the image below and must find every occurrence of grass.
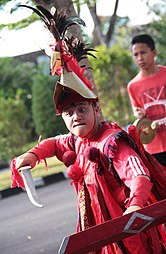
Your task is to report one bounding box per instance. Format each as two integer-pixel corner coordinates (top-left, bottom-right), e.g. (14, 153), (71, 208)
(0, 157), (66, 191)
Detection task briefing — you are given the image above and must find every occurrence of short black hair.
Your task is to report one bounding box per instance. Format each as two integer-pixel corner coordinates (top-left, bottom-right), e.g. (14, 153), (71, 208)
(131, 34), (155, 50)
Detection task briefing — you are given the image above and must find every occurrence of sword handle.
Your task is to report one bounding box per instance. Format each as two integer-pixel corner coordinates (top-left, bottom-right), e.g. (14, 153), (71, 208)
(18, 165), (32, 172)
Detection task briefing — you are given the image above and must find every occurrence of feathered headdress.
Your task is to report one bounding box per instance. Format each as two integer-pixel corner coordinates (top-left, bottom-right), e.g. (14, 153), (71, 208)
(19, 4), (98, 114)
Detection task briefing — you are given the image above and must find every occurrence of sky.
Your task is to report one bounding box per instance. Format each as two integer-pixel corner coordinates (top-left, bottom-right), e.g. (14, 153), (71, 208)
(0, 0), (160, 57)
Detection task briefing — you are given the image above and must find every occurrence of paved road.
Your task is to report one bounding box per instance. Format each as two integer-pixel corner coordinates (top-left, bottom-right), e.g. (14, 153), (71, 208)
(0, 179), (78, 254)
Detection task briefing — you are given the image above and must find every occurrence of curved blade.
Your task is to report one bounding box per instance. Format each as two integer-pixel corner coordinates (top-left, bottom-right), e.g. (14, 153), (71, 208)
(19, 166), (44, 208)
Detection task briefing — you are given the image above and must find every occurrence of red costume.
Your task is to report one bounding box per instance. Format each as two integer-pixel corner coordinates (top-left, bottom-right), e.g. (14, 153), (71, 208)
(26, 122), (166, 254)
(11, 7), (166, 253)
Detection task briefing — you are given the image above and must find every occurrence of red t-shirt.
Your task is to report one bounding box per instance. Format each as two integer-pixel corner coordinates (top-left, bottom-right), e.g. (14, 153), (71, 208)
(127, 66), (166, 154)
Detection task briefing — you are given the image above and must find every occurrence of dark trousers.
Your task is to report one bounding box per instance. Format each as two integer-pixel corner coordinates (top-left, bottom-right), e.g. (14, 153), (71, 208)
(152, 152), (166, 167)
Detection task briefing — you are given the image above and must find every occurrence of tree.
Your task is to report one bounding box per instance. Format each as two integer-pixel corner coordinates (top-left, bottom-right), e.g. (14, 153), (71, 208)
(0, 97), (30, 161)
(1, 0), (119, 47)
(32, 67), (67, 138)
(89, 44), (137, 126)
(147, 1), (166, 65)
(0, 57), (37, 137)
(83, 0), (120, 47)
(128, 0), (166, 65)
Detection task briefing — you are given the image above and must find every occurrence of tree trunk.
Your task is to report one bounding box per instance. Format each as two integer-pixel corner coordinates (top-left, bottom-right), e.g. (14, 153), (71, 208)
(86, 0), (119, 47)
(87, 1), (105, 47)
(105, 0), (119, 46)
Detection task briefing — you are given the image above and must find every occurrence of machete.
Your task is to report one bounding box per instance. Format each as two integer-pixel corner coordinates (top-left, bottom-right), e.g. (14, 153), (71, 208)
(19, 166), (44, 208)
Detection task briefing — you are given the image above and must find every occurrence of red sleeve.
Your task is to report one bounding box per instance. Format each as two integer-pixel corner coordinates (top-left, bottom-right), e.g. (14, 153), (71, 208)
(113, 140), (151, 188)
(28, 134), (74, 162)
(127, 82), (141, 108)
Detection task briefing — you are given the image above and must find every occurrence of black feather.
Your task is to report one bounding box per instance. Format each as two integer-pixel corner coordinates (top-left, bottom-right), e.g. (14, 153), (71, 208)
(18, 5), (48, 24)
(36, 5), (53, 20)
(64, 37), (97, 62)
(18, 4), (96, 68)
(18, 5), (86, 43)
(61, 17), (85, 37)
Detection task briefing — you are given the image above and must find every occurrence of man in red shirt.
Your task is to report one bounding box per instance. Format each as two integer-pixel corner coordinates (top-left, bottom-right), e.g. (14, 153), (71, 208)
(127, 34), (166, 167)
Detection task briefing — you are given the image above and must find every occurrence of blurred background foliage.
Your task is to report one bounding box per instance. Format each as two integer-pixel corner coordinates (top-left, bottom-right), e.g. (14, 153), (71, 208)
(32, 67), (67, 139)
(0, 97), (29, 160)
(89, 44), (137, 125)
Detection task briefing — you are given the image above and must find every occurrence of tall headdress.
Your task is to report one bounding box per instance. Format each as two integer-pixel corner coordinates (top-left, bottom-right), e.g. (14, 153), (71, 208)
(19, 4), (98, 114)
